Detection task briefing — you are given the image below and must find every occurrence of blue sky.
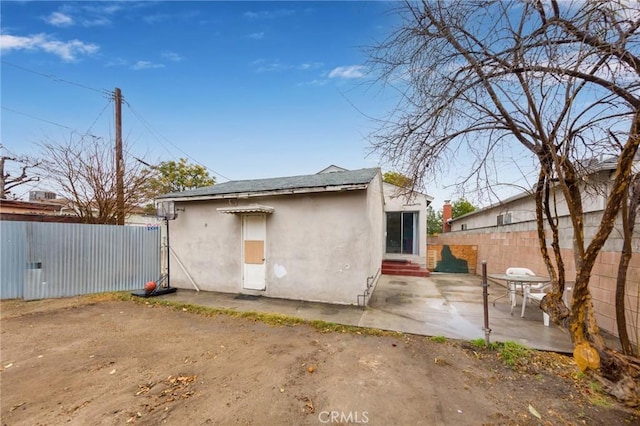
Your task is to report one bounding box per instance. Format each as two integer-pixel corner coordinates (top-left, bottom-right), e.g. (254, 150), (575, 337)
(1, 0), (529, 209)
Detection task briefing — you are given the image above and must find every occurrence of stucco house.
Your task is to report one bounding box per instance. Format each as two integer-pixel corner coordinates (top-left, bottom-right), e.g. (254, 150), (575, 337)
(320, 166), (432, 268)
(157, 167), (385, 305)
(446, 156), (638, 232)
(156, 166), (431, 305)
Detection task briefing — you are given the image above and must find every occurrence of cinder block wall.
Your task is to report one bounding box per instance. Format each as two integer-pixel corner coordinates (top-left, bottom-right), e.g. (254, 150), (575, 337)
(429, 211), (639, 344)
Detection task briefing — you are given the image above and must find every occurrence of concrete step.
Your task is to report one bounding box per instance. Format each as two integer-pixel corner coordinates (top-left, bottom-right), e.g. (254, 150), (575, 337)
(382, 259), (421, 267)
(381, 269), (430, 278)
(382, 263), (421, 271)
(382, 260), (430, 277)
(382, 259), (411, 264)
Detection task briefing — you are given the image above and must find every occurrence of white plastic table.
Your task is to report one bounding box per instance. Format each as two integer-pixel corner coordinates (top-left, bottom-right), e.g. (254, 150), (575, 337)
(488, 273), (551, 315)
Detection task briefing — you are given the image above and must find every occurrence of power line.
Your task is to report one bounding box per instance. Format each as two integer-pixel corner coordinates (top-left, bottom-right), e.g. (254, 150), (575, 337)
(1, 106), (74, 130)
(77, 99), (113, 142)
(125, 102), (232, 181)
(4, 62), (231, 180)
(6, 99), (114, 199)
(4, 98), (113, 141)
(123, 103), (174, 159)
(1, 60), (111, 97)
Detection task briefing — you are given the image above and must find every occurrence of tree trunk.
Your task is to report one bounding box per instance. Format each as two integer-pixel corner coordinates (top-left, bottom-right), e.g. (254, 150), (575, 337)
(615, 173), (640, 356)
(535, 157), (570, 323)
(569, 113), (640, 406)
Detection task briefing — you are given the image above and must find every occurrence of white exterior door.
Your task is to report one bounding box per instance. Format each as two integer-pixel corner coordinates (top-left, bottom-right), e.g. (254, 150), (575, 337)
(242, 214), (266, 290)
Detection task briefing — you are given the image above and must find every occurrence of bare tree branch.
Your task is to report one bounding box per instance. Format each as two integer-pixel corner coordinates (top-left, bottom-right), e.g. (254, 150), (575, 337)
(0, 153), (41, 199)
(368, 0), (640, 405)
(37, 135), (151, 224)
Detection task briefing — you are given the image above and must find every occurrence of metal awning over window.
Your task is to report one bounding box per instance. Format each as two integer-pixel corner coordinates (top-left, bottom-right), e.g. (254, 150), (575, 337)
(217, 204), (275, 215)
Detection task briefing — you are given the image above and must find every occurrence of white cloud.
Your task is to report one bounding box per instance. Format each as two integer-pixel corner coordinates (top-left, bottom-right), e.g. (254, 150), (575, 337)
(143, 10), (200, 24)
(104, 57), (127, 67)
(131, 60), (165, 70)
(297, 79), (328, 87)
(82, 17), (111, 27)
(143, 13), (170, 24)
(0, 33), (98, 61)
(243, 9), (295, 20)
(251, 59), (324, 73)
(0, 34), (41, 50)
(298, 62), (323, 71)
(328, 65), (366, 79)
(162, 51), (183, 61)
(248, 32), (265, 40)
(87, 3), (123, 15)
(80, 3), (123, 16)
(41, 39), (98, 61)
(45, 12), (74, 27)
(251, 59), (285, 72)
(42, 5), (115, 28)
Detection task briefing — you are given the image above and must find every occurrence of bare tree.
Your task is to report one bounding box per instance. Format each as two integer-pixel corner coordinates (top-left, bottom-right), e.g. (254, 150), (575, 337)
(0, 147), (41, 199)
(369, 0), (639, 404)
(616, 172), (640, 357)
(37, 135), (151, 224)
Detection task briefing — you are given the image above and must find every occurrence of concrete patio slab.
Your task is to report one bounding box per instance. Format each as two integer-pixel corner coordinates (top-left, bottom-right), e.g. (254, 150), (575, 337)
(156, 273), (575, 353)
(368, 273), (574, 353)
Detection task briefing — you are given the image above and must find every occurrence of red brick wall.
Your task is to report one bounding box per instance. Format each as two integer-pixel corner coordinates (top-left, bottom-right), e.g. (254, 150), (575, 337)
(442, 202), (452, 233)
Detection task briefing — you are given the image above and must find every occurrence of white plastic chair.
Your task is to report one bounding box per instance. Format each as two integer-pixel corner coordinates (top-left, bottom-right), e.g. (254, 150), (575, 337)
(522, 283), (552, 326)
(505, 267), (538, 313)
(505, 267), (536, 276)
(523, 282), (574, 326)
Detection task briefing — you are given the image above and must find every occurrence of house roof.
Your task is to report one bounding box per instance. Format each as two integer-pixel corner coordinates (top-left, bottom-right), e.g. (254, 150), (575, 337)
(584, 155), (630, 173)
(0, 199), (62, 214)
(317, 164), (348, 174)
(382, 181), (433, 201)
(157, 167), (381, 201)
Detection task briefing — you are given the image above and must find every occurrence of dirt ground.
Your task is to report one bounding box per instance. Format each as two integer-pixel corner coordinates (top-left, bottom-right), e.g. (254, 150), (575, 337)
(1, 297), (638, 426)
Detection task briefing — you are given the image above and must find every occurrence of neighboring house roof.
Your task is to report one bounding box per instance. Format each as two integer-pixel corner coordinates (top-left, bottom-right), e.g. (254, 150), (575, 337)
(128, 205), (153, 215)
(158, 167), (381, 201)
(450, 191), (532, 222)
(451, 156), (636, 223)
(317, 165), (349, 174)
(0, 199), (62, 215)
(44, 197), (76, 210)
(586, 156), (619, 173)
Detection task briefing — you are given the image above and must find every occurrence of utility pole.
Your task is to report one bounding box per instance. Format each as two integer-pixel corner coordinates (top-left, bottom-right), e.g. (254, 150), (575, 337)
(114, 88), (124, 225)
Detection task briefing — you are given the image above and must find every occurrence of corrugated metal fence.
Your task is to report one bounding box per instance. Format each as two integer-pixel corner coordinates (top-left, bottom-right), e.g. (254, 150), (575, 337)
(1, 221), (161, 300)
